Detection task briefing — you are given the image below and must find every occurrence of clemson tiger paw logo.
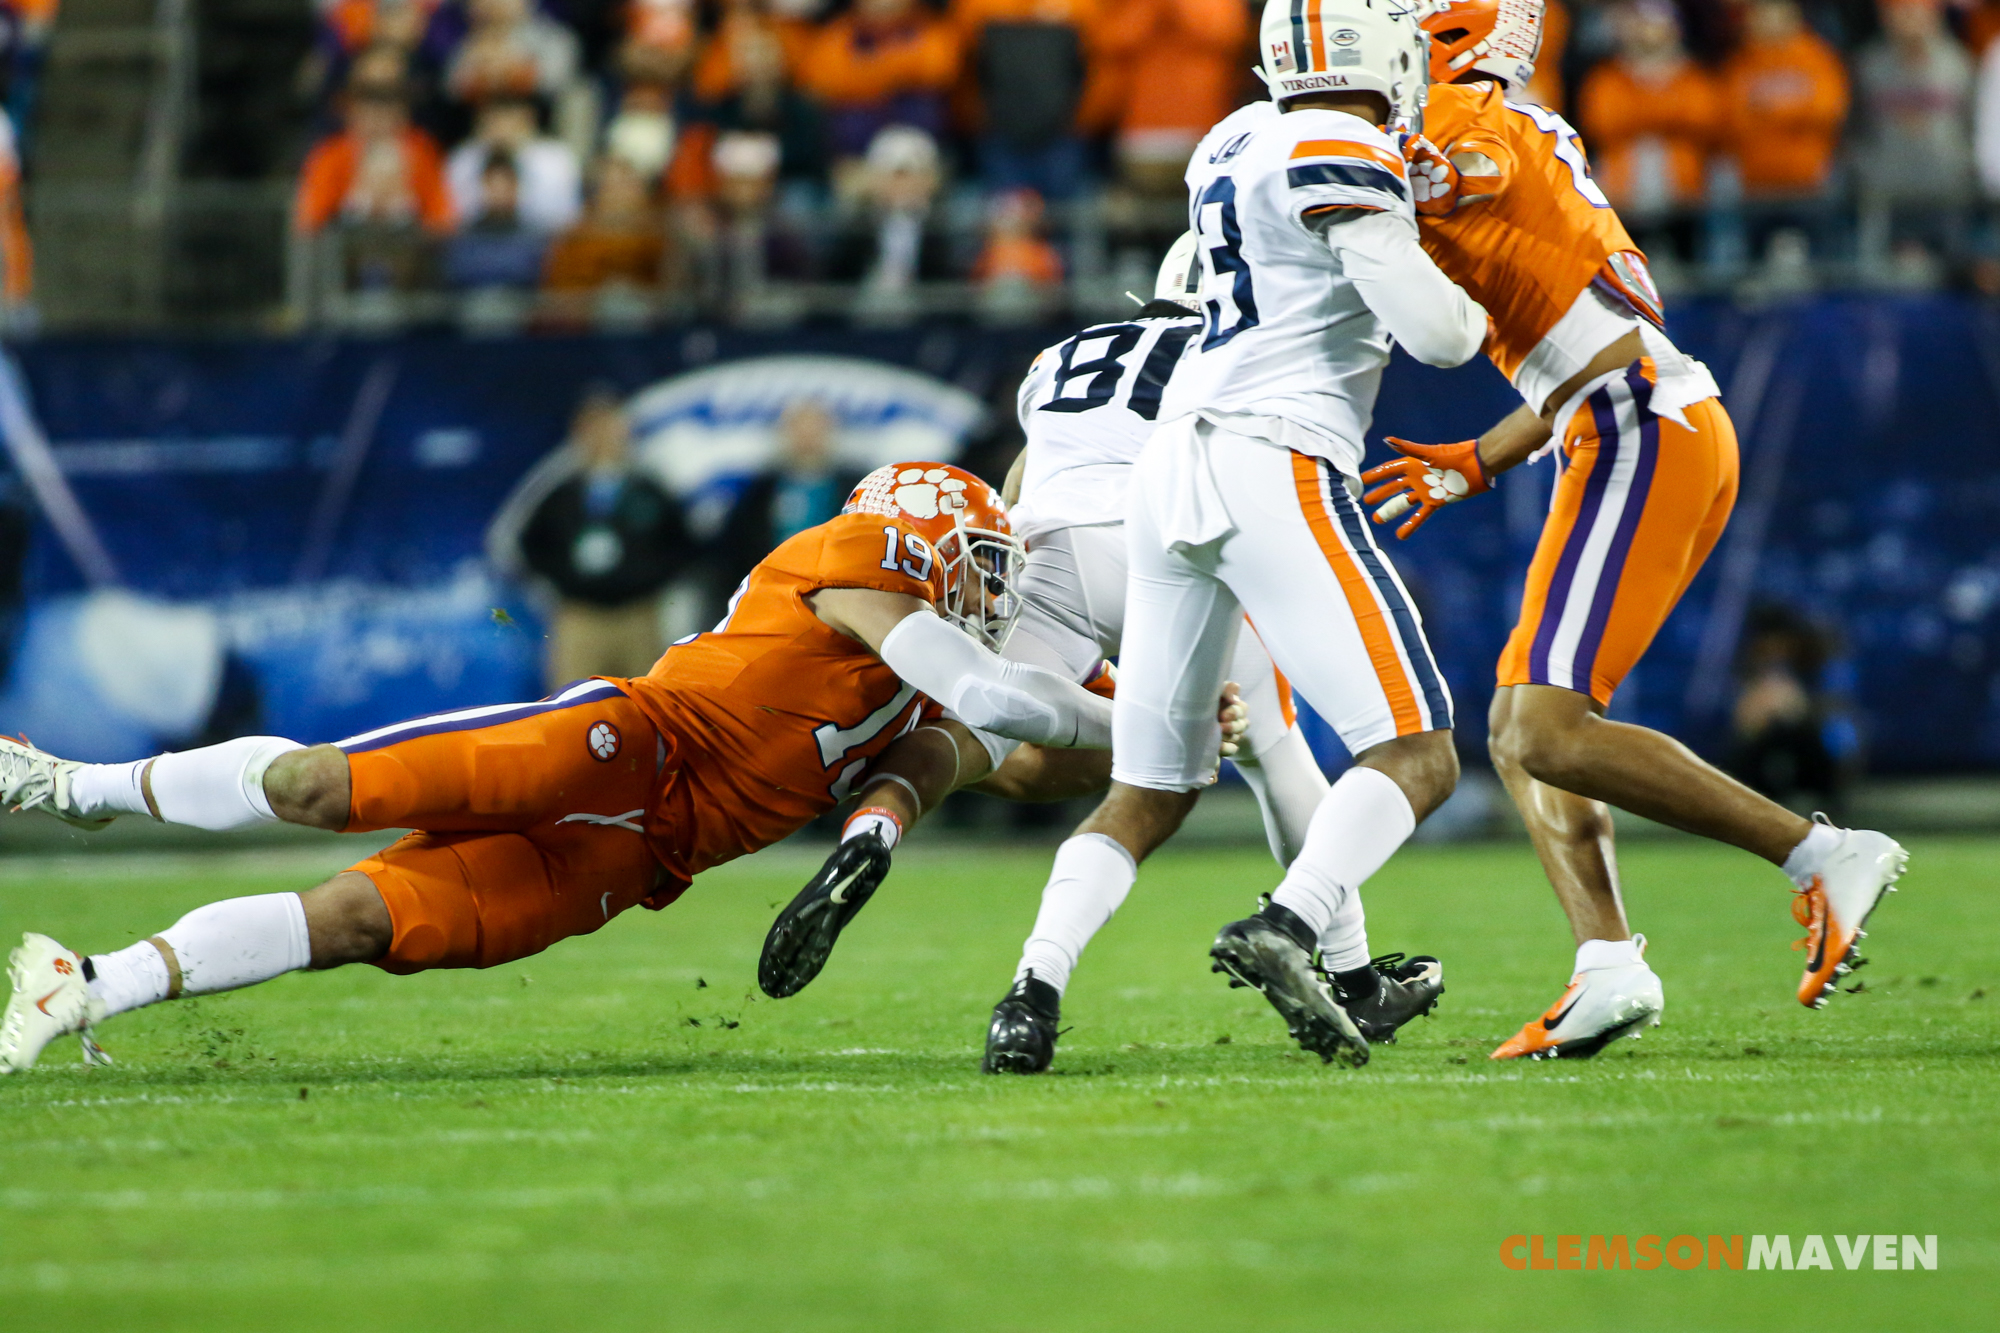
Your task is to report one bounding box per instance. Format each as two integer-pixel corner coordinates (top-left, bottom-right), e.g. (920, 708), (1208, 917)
(587, 722), (621, 761)
(893, 467), (969, 520)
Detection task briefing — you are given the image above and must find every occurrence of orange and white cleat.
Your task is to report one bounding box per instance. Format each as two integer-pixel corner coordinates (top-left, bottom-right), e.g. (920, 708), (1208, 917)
(1, 933), (111, 1072)
(1792, 827), (1908, 1009)
(1491, 937), (1663, 1061)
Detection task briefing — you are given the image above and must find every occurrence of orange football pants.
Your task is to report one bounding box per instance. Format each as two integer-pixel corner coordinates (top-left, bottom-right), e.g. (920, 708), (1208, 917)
(337, 679), (671, 973)
(1498, 359), (1739, 706)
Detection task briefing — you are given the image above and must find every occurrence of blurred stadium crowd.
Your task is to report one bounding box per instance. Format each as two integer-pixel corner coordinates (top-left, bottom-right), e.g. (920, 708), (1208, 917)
(9, 0), (2000, 327)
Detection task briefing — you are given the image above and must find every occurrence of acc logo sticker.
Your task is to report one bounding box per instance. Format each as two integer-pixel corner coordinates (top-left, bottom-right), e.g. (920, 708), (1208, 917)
(587, 722), (622, 761)
(1331, 27), (1360, 45)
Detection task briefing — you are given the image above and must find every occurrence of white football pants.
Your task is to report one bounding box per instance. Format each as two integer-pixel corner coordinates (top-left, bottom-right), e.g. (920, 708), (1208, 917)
(1113, 418), (1452, 793)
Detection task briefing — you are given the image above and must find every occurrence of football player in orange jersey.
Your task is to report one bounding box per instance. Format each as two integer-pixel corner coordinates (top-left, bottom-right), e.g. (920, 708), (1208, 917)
(1359, 0), (1907, 1058)
(0, 463), (1243, 1073)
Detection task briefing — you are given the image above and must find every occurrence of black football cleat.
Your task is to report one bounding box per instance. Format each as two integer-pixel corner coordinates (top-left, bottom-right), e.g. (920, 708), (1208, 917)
(758, 832), (893, 998)
(981, 972), (1061, 1074)
(1210, 903), (1369, 1068)
(1329, 953), (1444, 1044)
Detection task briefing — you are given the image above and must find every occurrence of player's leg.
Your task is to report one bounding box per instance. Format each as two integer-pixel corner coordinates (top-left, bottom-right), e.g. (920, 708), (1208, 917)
(1206, 444), (1453, 1058)
(1, 870), (392, 1072)
(983, 459), (1241, 1073)
(1492, 378), (1904, 1053)
(2, 684), (666, 1071)
(0, 679), (643, 837)
(1224, 625), (1329, 868)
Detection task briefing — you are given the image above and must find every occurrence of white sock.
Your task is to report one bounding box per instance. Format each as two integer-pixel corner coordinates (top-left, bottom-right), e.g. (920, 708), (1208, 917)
(146, 737), (305, 831)
(68, 760), (152, 817)
(1317, 893), (1371, 974)
(841, 805), (904, 851)
(86, 939), (172, 1017)
(1574, 937), (1644, 972)
(90, 893), (313, 1018)
(1014, 832), (1137, 995)
(1235, 725), (1330, 868)
(1270, 766), (1416, 938)
(1781, 821), (1842, 885)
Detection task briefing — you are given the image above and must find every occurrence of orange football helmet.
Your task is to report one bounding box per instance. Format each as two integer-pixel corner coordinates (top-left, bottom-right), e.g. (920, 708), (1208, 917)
(844, 462), (1024, 649)
(1422, 0), (1544, 91)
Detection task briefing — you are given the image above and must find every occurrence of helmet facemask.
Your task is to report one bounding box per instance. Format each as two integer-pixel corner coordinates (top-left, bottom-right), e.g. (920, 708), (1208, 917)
(936, 511), (1024, 652)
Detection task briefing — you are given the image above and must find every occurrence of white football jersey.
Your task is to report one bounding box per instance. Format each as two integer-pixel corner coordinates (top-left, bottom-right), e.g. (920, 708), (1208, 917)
(1161, 100), (1416, 474)
(1009, 313), (1202, 543)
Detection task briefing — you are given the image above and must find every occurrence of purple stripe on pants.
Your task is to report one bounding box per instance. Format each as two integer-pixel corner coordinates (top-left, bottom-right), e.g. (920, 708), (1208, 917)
(1569, 366), (1663, 690)
(337, 679), (629, 754)
(1527, 382), (1624, 683)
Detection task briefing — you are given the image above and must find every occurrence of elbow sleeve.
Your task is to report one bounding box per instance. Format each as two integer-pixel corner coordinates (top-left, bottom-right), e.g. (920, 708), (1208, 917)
(1328, 212), (1488, 368)
(879, 612), (1113, 748)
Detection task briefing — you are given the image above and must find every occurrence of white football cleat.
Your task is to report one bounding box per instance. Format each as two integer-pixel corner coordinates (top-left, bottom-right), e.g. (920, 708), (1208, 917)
(0, 736), (113, 830)
(1491, 936), (1664, 1061)
(1, 933), (111, 1073)
(1793, 824), (1909, 1009)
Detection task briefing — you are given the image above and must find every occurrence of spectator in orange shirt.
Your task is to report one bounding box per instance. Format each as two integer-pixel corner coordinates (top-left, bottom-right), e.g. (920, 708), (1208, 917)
(1720, 0), (1849, 260)
(953, 0), (1102, 200)
(294, 53), (455, 236)
(972, 188), (1062, 285)
(542, 154), (672, 318)
(689, 0), (811, 103)
(1577, 0), (1722, 258)
(1091, 0), (1247, 196)
(802, 0), (960, 167)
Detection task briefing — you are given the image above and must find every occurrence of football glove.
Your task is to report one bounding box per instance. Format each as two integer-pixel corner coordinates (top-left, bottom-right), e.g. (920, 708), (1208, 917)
(1404, 136), (1461, 217)
(1361, 437), (1493, 539)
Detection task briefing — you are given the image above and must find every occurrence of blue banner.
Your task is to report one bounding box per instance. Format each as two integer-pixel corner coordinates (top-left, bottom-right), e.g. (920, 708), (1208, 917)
(2, 299), (1997, 773)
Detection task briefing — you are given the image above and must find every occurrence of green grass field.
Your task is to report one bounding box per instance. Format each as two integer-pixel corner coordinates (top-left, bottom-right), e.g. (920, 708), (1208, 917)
(0, 830), (1994, 1331)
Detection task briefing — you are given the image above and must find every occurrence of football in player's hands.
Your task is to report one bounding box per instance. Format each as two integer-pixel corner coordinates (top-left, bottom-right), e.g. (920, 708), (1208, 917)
(1217, 681), (1248, 758)
(1361, 438), (1493, 540)
(1403, 136), (1461, 217)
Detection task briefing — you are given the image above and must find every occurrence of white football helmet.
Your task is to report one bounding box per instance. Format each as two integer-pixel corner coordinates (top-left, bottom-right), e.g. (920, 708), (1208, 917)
(1153, 232), (1202, 312)
(1258, 0), (1432, 131)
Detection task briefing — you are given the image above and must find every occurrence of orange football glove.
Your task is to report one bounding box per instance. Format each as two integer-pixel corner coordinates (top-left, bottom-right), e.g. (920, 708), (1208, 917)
(1361, 437), (1493, 539)
(1403, 135), (1461, 217)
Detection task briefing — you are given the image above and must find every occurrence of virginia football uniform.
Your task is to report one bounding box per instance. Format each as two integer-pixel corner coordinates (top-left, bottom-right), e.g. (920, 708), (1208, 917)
(1420, 81), (1735, 706)
(1008, 313), (1302, 760)
(339, 512), (946, 972)
(1114, 101), (1483, 791)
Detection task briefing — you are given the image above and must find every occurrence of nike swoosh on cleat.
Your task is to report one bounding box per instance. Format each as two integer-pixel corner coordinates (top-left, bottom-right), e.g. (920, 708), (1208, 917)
(827, 869), (864, 906)
(33, 987), (62, 1016)
(1541, 990), (1583, 1031)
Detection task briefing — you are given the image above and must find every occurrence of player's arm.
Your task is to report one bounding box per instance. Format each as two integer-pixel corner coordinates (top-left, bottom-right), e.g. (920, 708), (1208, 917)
(1313, 209), (1489, 368)
(810, 586), (1115, 748)
(1001, 446), (1027, 507)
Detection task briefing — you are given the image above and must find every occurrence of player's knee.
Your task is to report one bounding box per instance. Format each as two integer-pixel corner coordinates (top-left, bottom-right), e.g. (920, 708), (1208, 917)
(263, 745), (352, 830)
(1501, 719), (1589, 790)
(300, 872), (392, 968)
(1076, 782), (1198, 863)
(1402, 731), (1460, 819)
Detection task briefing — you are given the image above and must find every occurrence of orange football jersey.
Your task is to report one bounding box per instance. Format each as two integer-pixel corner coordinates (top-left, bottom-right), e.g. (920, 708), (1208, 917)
(1418, 81), (1656, 386)
(625, 511), (948, 879)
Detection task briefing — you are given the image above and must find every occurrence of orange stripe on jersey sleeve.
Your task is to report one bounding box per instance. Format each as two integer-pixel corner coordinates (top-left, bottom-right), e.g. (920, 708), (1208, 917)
(1289, 139), (1407, 175)
(1289, 453), (1423, 736)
